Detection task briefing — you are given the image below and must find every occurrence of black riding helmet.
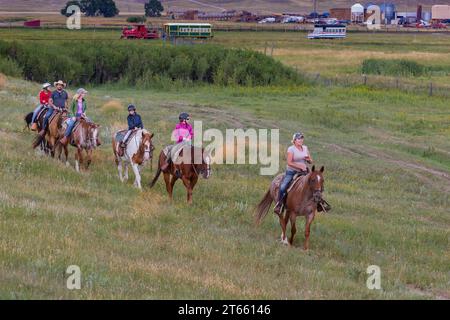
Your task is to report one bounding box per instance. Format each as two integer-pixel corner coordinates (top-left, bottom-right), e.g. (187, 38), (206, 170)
(128, 104), (136, 112)
(179, 112), (190, 121)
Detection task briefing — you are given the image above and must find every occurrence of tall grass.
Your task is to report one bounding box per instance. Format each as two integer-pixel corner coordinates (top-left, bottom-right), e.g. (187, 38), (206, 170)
(361, 59), (427, 77)
(0, 40), (302, 87)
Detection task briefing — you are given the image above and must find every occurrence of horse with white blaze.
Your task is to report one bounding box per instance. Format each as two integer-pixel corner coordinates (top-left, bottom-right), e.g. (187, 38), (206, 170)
(112, 129), (155, 189)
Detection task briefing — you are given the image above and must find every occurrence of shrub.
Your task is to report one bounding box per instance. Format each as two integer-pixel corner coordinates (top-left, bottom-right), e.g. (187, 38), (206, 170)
(0, 40), (302, 87)
(362, 59), (427, 77)
(0, 56), (22, 77)
(126, 16), (147, 23)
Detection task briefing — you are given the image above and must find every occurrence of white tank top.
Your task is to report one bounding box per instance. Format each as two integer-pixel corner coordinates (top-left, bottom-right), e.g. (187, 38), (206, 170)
(287, 145), (308, 171)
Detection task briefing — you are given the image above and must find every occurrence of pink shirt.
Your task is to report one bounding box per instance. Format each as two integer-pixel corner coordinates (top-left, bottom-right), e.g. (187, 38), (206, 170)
(173, 122), (193, 143)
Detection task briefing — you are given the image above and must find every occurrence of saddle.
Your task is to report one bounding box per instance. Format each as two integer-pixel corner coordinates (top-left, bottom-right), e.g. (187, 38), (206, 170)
(36, 106), (48, 121)
(115, 129), (139, 155)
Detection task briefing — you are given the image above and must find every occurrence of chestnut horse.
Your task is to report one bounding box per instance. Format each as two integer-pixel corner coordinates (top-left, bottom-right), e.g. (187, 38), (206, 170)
(255, 166), (325, 250)
(61, 118), (101, 172)
(150, 145), (211, 204)
(32, 108), (66, 156)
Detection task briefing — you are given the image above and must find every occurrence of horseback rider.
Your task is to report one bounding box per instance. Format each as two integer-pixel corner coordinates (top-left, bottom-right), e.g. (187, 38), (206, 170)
(31, 82), (52, 131)
(39, 80), (68, 137)
(160, 112), (193, 172)
(118, 104), (144, 157)
(59, 88), (88, 146)
(274, 132), (313, 215)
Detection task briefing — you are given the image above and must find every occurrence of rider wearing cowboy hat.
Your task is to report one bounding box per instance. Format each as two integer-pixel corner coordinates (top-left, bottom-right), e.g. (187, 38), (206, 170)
(39, 80), (68, 136)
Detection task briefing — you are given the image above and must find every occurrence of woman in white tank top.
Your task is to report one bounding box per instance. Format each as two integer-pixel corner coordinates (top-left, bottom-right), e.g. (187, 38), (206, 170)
(274, 132), (313, 214)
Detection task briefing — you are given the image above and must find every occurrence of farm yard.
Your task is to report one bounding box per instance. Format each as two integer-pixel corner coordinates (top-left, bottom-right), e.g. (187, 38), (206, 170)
(0, 28), (449, 299)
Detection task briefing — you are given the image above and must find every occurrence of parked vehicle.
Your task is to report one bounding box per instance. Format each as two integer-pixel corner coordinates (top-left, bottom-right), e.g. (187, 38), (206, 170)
(308, 24), (346, 39)
(121, 24), (159, 40)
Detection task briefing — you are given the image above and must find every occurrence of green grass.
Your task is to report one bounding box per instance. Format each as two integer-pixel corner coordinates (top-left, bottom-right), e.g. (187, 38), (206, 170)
(0, 75), (449, 299)
(0, 29), (449, 299)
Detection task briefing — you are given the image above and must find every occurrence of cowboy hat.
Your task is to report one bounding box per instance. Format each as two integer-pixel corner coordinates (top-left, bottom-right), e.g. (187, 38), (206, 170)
(42, 82), (52, 89)
(54, 80), (66, 87)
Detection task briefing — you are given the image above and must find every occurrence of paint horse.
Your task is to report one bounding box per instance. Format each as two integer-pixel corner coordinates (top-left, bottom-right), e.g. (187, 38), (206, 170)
(112, 129), (155, 189)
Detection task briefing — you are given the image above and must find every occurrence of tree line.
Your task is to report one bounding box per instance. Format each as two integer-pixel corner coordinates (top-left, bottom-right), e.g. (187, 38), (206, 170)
(61, 0), (164, 18)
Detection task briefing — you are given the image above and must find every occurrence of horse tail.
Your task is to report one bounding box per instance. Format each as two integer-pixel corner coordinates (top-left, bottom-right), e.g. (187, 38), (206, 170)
(149, 165), (162, 188)
(32, 133), (45, 149)
(255, 189), (273, 225)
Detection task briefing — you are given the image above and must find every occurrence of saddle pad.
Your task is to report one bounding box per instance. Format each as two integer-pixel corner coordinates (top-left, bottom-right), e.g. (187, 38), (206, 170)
(114, 130), (128, 143)
(287, 174), (307, 193)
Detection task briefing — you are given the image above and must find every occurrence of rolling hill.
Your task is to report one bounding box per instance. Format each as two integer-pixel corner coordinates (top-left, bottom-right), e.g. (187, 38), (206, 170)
(0, 0), (438, 14)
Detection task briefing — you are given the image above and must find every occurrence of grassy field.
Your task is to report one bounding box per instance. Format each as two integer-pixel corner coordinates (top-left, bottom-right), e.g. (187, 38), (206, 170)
(0, 29), (449, 299)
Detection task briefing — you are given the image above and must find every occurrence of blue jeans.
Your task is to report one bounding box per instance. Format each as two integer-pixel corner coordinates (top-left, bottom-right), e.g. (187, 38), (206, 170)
(43, 108), (54, 128)
(64, 114), (86, 137)
(32, 104), (43, 123)
(278, 169), (298, 202)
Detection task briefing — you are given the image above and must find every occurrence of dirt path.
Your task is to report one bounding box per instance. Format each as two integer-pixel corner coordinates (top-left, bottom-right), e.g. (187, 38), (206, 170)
(326, 142), (450, 193)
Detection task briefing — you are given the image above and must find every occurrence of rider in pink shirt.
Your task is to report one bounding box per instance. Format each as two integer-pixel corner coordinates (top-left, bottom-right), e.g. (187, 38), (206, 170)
(160, 112), (193, 172)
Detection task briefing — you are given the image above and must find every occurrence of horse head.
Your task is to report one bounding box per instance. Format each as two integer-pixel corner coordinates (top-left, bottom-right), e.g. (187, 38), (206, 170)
(141, 129), (155, 161)
(308, 165), (325, 203)
(86, 121), (100, 148)
(195, 148), (211, 179)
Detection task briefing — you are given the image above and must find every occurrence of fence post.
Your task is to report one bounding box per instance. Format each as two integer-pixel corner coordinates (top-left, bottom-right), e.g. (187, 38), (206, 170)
(396, 78), (399, 89)
(363, 75), (367, 85)
(429, 82), (433, 96)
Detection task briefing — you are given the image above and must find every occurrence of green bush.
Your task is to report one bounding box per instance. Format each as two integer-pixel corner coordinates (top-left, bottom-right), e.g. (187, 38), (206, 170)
(362, 59), (427, 77)
(0, 56), (22, 77)
(126, 16), (147, 23)
(0, 40), (302, 87)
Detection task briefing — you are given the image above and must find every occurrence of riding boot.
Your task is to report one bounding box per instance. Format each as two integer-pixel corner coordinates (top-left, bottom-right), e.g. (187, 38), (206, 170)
(318, 199), (332, 213)
(274, 201), (283, 215)
(96, 138), (102, 146)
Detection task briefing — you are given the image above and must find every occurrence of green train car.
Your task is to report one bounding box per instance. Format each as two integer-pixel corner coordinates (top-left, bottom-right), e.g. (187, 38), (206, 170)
(164, 23), (213, 39)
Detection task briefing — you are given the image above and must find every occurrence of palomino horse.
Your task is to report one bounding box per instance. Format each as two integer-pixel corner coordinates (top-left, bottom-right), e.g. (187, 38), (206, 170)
(150, 145), (211, 204)
(32, 109), (67, 157)
(61, 118), (101, 172)
(255, 166), (325, 250)
(112, 129), (155, 189)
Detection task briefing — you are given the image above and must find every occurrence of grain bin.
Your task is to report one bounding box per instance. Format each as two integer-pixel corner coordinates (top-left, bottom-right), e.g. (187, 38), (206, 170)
(351, 3), (365, 23)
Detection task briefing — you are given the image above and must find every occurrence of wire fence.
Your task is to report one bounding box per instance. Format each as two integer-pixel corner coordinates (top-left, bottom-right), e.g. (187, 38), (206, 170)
(300, 71), (450, 98)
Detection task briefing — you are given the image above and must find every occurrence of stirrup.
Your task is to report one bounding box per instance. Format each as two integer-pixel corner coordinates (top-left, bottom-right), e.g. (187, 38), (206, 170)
(318, 199), (332, 213)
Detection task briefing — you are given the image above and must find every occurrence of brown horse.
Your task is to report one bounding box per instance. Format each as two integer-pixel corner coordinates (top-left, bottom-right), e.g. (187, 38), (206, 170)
(60, 118), (101, 172)
(255, 166), (325, 250)
(150, 145), (211, 204)
(32, 109), (67, 157)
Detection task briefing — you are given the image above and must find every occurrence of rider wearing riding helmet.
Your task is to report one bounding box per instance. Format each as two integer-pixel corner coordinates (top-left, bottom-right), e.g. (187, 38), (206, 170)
(118, 104), (144, 156)
(31, 82), (52, 131)
(274, 132), (312, 215)
(160, 112), (193, 171)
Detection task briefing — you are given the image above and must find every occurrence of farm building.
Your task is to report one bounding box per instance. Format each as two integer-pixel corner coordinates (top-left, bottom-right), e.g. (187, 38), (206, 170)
(351, 3), (365, 23)
(432, 5), (450, 20)
(330, 8), (351, 21)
